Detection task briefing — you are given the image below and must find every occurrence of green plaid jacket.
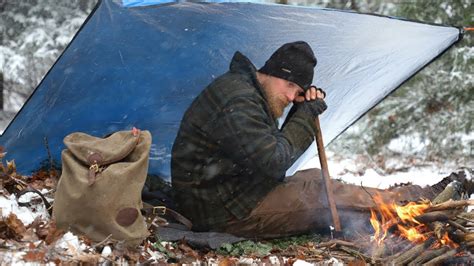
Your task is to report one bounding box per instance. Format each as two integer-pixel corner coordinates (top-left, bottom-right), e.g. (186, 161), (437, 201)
(171, 52), (317, 231)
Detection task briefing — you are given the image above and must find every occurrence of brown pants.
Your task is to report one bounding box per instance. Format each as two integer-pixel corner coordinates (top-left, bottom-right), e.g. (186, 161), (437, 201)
(222, 168), (436, 239)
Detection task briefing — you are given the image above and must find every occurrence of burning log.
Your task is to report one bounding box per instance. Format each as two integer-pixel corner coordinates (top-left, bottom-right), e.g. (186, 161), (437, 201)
(365, 176), (473, 264)
(414, 211), (450, 223)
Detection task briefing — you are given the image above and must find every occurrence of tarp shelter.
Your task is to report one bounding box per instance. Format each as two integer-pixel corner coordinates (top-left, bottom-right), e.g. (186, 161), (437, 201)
(0, 0), (461, 181)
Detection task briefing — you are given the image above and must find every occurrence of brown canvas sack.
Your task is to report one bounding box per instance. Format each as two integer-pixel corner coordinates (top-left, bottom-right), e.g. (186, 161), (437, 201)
(53, 128), (151, 246)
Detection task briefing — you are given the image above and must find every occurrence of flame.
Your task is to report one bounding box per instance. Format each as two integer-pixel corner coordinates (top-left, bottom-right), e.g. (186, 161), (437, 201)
(369, 194), (456, 247)
(395, 201), (429, 224)
(397, 224), (427, 242)
(440, 232), (459, 248)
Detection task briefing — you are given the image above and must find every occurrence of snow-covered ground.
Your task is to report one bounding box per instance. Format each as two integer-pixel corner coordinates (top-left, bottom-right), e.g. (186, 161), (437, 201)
(302, 153), (455, 189)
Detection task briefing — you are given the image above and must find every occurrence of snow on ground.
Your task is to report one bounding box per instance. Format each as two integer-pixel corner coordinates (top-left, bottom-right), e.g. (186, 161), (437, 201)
(0, 189), (51, 225)
(301, 152), (454, 189)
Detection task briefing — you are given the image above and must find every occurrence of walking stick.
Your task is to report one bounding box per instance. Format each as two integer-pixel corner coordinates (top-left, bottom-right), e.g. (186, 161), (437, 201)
(314, 116), (342, 234)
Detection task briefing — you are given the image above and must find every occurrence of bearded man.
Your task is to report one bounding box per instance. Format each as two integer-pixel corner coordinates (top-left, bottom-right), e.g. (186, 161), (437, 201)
(171, 41), (453, 238)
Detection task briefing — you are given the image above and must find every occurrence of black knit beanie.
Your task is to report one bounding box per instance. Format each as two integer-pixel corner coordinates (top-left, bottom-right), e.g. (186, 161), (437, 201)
(259, 41), (317, 90)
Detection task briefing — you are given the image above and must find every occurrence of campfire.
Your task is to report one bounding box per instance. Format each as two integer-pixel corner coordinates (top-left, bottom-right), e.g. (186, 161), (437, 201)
(365, 180), (474, 264)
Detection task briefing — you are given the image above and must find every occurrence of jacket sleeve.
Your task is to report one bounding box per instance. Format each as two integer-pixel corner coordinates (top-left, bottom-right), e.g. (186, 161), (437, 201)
(211, 96), (317, 180)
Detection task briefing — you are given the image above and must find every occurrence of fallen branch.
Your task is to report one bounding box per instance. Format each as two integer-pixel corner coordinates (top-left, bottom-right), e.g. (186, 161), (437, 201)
(427, 199), (474, 212)
(422, 248), (458, 265)
(316, 239), (357, 249)
(447, 220), (469, 233)
(414, 211), (450, 223)
(390, 237), (435, 265)
(338, 246), (375, 264)
(408, 246), (449, 265)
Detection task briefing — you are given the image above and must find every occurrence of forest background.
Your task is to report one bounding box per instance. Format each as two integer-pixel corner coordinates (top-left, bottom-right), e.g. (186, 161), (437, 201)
(0, 0), (472, 176)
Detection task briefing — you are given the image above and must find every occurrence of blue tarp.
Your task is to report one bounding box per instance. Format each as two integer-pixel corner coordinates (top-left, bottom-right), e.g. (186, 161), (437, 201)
(0, 0), (460, 181)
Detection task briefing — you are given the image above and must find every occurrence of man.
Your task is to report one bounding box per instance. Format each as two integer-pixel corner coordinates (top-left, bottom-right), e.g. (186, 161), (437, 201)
(171, 41), (464, 238)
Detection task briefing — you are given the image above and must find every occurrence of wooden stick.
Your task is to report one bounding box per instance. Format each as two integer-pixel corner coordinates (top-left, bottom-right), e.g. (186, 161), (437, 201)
(314, 116), (341, 233)
(339, 246), (374, 263)
(422, 248), (458, 265)
(390, 237), (435, 265)
(427, 199), (474, 212)
(316, 239), (356, 249)
(448, 219), (469, 233)
(414, 211), (450, 223)
(408, 246), (449, 265)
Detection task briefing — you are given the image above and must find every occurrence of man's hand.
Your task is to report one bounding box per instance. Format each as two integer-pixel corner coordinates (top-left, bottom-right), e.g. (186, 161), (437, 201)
(295, 85), (326, 103)
(295, 85), (327, 117)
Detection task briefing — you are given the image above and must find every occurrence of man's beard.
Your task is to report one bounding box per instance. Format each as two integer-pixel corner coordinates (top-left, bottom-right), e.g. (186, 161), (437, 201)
(262, 87), (288, 119)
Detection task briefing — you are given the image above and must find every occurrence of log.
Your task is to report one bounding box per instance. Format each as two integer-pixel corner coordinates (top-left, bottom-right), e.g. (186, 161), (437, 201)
(390, 237), (435, 265)
(466, 240), (474, 248)
(408, 246), (449, 265)
(414, 211), (450, 223)
(422, 248), (458, 265)
(459, 232), (474, 242)
(427, 199), (474, 212)
(432, 181), (463, 205)
(447, 219), (469, 233)
(384, 240), (415, 260)
(455, 212), (474, 225)
(457, 212), (474, 220)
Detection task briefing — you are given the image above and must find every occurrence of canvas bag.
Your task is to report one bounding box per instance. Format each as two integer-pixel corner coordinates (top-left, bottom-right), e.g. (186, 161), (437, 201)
(53, 128), (151, 246)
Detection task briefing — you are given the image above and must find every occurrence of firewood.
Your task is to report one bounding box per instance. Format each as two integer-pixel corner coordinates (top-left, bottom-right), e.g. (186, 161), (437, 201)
(459, 232), (474, 242)
(422, 248), (458, 265)
(383, 240), (415, 260)
(427, 199), (474, 212)
(408, 246), (449, 265)
(414, 211), (449, 223)
(466, 240), (474, 248)
(431, 181), (463, 205)
(389, 237), (435, 265)
(455, 212), (474, 225)
(447, 219), (469, 233)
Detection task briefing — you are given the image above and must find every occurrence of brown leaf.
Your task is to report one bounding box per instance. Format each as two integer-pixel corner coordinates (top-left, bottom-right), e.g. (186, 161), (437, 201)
(123, 248), (141, 262)
(218, 258), (235, 266)
(44, 221), (65, 245)
(30, 170), (49, 181)
(79, 235), (93, 246)
(44, 177), (57, 188)
(74, 254), (100, 264)
(6, 213), (26, 238)
(23, 250), (45, 262)
(22, 228), (40, 242)
(178, 242), (200, 259)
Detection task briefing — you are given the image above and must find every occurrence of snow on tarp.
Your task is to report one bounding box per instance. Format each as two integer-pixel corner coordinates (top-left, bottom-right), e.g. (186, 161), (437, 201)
(0, 0), (461, 181)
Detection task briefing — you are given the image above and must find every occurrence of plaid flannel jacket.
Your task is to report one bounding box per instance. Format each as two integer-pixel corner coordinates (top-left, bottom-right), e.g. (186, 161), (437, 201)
(171, 52), (317, 231)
